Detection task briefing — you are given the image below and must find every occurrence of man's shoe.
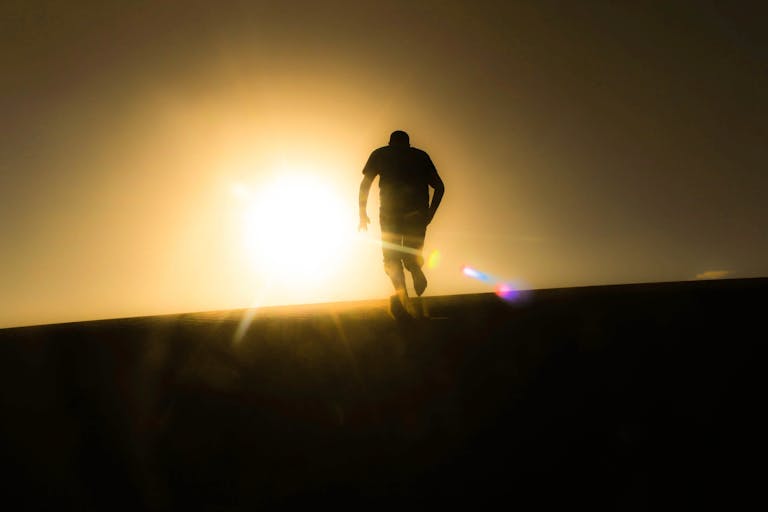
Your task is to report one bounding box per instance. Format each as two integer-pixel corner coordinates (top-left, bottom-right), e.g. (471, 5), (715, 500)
(389, 293), (411, 321)
(412, 267), (427, 296)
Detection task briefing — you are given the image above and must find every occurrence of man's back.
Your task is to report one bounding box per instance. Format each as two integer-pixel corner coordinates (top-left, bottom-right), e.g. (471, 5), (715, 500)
(363, 145), (440, 215)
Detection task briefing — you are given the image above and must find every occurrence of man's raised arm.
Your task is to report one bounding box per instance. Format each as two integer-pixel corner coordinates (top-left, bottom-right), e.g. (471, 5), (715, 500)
(358, 175), (374, 231)
(427, 174), (444, 224)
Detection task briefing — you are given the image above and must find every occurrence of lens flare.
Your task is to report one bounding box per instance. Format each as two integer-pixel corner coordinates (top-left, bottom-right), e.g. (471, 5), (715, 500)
(462, 265), (489, 282)
(427, 250), (441, 269)
(461, 264), (526, 303)
(494, 282), (519, 301)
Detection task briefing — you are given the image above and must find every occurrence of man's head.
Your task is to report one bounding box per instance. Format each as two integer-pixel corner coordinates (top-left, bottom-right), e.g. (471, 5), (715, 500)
(389, 130), (410, 147)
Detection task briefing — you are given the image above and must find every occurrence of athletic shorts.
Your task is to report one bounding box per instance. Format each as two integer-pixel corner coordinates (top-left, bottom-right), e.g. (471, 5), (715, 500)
(379, 209), (428, 267)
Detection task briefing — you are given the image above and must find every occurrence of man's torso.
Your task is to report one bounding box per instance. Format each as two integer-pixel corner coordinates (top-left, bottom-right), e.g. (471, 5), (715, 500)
(363, 146), (438, 215)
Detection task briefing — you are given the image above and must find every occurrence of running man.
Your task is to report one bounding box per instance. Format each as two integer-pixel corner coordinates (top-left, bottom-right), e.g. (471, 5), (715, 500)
(358, 130), (445, 318)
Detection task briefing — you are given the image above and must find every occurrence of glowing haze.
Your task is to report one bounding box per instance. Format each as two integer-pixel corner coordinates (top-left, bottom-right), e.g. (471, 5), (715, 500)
(2, 1), (767, 327)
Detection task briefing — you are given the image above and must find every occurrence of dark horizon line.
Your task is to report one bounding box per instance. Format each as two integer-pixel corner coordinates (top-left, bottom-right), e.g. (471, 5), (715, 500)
(3, 276), (766, 331)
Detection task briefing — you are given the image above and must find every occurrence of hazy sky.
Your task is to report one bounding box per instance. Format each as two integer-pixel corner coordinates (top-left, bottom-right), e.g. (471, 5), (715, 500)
(2, 1), (766, 327)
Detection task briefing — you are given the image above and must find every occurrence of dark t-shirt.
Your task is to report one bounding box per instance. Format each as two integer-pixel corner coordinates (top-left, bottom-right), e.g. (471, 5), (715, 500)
(362, 145), (441, 215)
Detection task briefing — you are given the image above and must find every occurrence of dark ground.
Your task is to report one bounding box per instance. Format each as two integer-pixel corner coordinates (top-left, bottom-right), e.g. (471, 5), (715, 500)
(0, 278), (764, 510)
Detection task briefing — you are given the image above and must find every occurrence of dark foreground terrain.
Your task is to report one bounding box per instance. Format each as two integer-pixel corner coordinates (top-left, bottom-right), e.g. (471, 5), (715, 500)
(0, 278), (764, 509)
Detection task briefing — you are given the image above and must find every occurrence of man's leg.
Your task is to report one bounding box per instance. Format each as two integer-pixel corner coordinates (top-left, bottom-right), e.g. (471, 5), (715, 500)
(380, 216), (413, 318)
(380, 216), (406, 291)
(382, 238), (406, 291)
(402, 213), (428, 297)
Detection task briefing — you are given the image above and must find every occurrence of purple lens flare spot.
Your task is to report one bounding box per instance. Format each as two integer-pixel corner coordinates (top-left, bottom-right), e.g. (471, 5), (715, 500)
(495, 282), (519, 301)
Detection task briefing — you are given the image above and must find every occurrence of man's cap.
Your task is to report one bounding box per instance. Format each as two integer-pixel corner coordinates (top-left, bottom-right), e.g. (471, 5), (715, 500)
(389, 130), (410, 147)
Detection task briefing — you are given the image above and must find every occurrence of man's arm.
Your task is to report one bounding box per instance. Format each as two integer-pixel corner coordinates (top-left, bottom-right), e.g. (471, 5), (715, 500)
(427, 174), (444, 224)
(358, 175), (374, 231)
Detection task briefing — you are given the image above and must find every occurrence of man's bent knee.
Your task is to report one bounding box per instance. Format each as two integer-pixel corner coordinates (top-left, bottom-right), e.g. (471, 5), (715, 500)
(402, 254), (424, 272)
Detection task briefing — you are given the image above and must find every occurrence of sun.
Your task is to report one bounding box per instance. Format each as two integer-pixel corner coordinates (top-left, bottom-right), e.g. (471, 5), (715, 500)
(236, 173), (351, 286)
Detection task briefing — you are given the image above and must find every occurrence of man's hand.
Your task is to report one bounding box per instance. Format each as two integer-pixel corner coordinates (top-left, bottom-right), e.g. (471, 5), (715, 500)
(358, 213), (370, 231)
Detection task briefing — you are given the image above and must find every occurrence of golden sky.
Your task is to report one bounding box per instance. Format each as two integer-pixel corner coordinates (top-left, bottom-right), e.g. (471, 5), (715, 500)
(2, 1), (766, 327)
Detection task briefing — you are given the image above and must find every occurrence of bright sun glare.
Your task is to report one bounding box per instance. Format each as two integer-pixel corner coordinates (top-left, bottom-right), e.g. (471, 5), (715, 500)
(234, 173), (351, 287)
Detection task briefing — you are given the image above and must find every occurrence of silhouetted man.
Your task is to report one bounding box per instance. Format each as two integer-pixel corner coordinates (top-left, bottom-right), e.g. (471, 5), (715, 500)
(358, 130), (444, 318)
